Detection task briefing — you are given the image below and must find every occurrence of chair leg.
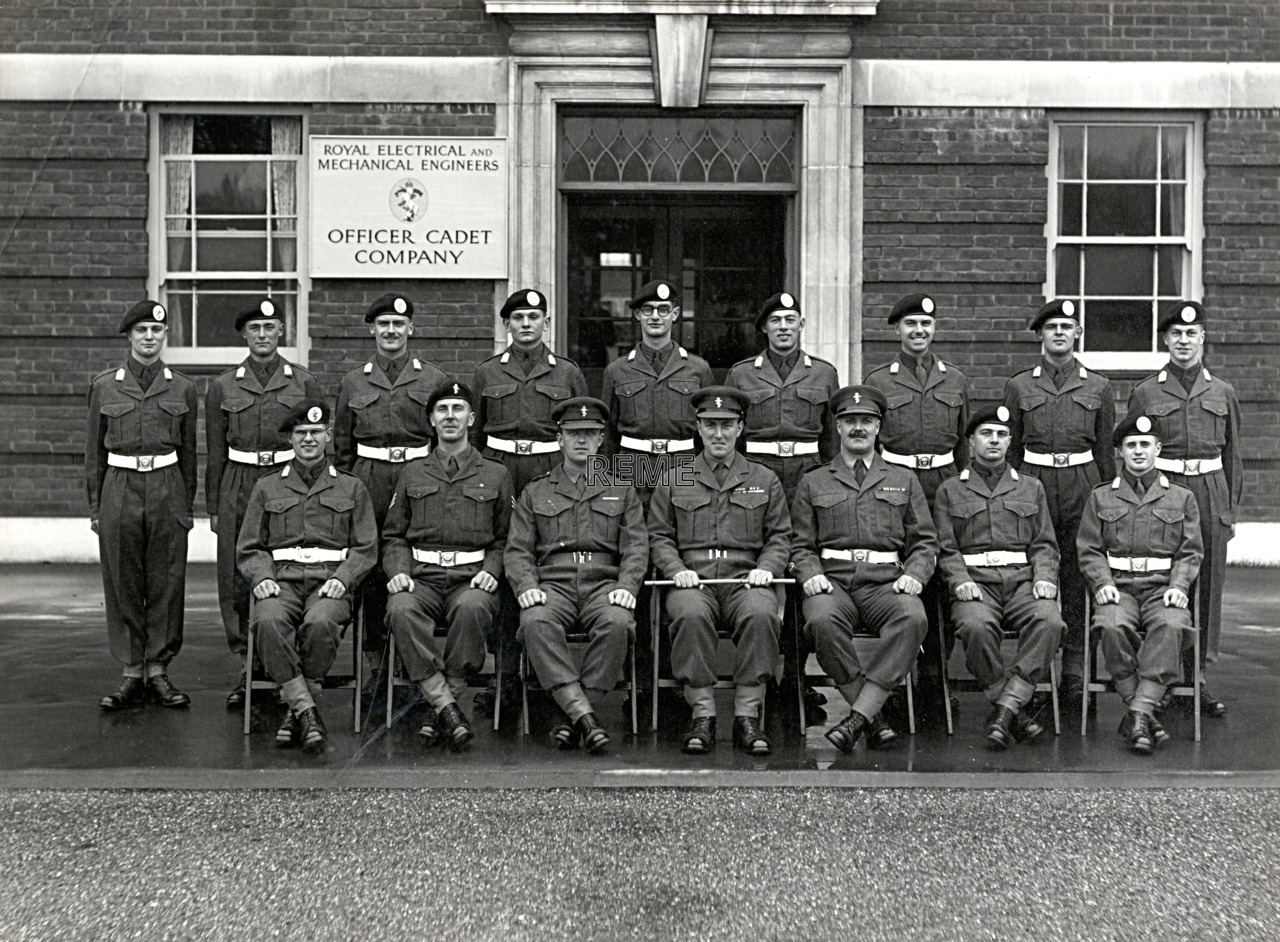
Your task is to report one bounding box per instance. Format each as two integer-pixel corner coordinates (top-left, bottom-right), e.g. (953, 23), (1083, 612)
(492, 633), (503, 733)
(353, 601), (363, 735)
(940, 617), (954, 736)
(651, 588), (661, 734)
(1049, 655), (1061, 736)
(243, 618), (255, 737)
(794, 612), (807, 737)
(905, 672), (916, 736)
(521, 649), (531, 736)
(1193, 612), (1202, 743)
(1080, 606), (1091, 737)
(629, 638), (638, 736)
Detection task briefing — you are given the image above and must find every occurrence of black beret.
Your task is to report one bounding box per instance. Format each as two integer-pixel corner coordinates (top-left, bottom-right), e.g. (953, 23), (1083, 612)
(279, 399), (331, 434)
(426, 381), (475, 412)
(1029, 298), (1079, 333)
(1157, 300), (1206, 334)
(364, 292), (413, 323)
(234, 296), (285, 332)
(553, 397), (609, 429)
(887, 293), (937, 325)
(754, 291), (801, 331)
(119, 299), (168, 334)
(629, 279), (679, 310)
(691, 385), (749, 419)
(1113, 412), (1159, 448)
(499, 288), (547, 320)
(965, 404), (1013, 437)
(830, 384), (888, 418)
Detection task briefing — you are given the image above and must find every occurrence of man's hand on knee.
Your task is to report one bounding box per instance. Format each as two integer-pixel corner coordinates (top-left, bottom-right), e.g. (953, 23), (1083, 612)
(471, 571), (498, 593)
(518, 588), (547, 609)
(318, 578), (346, 600)
(1163, 587), (1189, 609)
(253, 579), (281, 600)
(673, 570), (700, 589)
(609, 589), (637, 610)
(955, 581), (982, 602)
(387, 573), (414, 594)
(1033, 581), (1057, 600)
(803, 574), (833, 597)
(746, 568), (773, 588)
(1094, 585), (1120, 606)
(894, 574), (923, 596)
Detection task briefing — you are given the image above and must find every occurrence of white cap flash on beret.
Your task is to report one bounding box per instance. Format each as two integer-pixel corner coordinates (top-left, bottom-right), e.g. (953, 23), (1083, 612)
(657, 283), (671, 300)
(526, 290), (540, 307)
(307, 406), (323, 423)
(921, 297), (935, 314)
(260, 300), (275, 316)
(996, 406), (1010, 422)
(1062, 300), (1075, 317)
(1181, 305), (1196, 323)
(152, 304), (165, 320)
(781, 292), (794, 308)
(1136, 415), (1152, 434)
(394, 297), (407, 314)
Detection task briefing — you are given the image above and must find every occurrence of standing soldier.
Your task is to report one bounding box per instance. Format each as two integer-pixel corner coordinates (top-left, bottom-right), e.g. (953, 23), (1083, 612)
(88, 300), (198, 711)
(1076, 413), (1203, 754)
(647, 387), (791, 756)
(207, 297), (323, 708)
(601, 278), (712, 505)
(504, 398), (647, 754)
(382, 382), (514, 749)
(1002, 298), (1114, 713)
(791, 385), (939, 752)
(863, 293), (969, 710)
(934, 405), (1064, 749)
(334, 292), (449, 675)
(237, 399), (378, 753)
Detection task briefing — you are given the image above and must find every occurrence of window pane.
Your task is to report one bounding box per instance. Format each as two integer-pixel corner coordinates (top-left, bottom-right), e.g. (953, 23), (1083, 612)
(192, 115), (272, 155)
(167, 236), (192, 272)
(1058, 183), (1083, 236)
(1059, 126), (1083, 179)
(196, 235), (267, 272)
(195, 161), (267, 217)
(1087, 125), (1157, 179)
(1083, 299), (1154, 352)
(1055, 245), (1081, 294)
(1084, 245), (1153, 296)
(163, 292), (193, 347)
(1086, 183), (1155, 236)
(1157, 246), (1186, 296)
(272, 236), (298, 274)
(1160, 184), (1186, 236)
(1161, 126), (1187, 180)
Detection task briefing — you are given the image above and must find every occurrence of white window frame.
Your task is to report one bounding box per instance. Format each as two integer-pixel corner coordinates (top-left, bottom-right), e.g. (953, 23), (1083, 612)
(147, 105), (311, 367)
(1045, 111), (1204, 373)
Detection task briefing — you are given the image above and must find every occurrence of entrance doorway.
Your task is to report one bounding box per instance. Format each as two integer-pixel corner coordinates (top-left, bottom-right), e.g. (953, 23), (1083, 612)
(565, 196), (788, 392)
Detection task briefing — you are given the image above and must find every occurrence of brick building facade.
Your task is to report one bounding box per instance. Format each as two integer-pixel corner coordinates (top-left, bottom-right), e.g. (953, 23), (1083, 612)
(0, 1), (1277, 555)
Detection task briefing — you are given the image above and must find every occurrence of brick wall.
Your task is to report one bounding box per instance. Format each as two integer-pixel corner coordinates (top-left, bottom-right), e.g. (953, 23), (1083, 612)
(0, 0), (509, 56)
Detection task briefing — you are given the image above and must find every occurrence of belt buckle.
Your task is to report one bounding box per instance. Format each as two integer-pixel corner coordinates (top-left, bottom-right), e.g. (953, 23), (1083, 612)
(1054, 453), (1068, 467)
(853, 550), (868, 563)
(517, 440), (531, 455)
(652, 439), (668, 454)
(573, 551), (590, 564)
(1132, 558), (1147, 573)
(258, 451), (274, 467)
(915, 455), (931, 469)
(985, 552), (1000, 566)
(779, 442), (794, 456)
(710, 549), (725, 559)
(390, 447), (406, 462)
(137, 456), (153, 471)
(299, 548), (314, 562)
(441, 551), (455, 566)
(1184, 459), (1200, 474)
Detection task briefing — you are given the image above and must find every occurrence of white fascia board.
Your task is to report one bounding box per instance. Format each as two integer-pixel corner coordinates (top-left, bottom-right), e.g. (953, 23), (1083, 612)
(486, 2), (878, 13)
(0, 54), (508, 104)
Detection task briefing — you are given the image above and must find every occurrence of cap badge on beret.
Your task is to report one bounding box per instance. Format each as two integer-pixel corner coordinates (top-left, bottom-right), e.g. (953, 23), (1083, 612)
(1062, 300), (1075, 317)
(393, 297), (407, 315)
(307, 406), (323, 423)
(152, 305), (166, 321)
(921, 297), (935, 314)
(657, 283), (671, 301)
(451, 384), (460, 395)
(580, 405), (589, 418)
(1136, 415), (1153, 434)
(852, 392), (862, 403)
(714, 397), (723, 408)
(997, 406), (1010, 422)
(526, 290), (540, 307)
(1181, 305), (1196, 323)
(780, 292), (794, 309)
(260, 300), (275, 317)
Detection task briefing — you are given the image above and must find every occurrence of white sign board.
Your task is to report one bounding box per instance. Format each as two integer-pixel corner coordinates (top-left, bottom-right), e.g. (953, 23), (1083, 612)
(310, 136), (507, 279)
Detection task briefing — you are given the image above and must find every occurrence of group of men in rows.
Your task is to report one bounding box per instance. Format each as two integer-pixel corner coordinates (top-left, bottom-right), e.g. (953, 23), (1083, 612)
(87, 279), (1240, 757)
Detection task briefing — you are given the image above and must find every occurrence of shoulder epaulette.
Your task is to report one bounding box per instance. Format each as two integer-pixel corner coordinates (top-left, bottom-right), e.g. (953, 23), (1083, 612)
(283, 363), (294, 377)
(1010, 468), (1019, 481)
(412, 358), (421, 371)
(959, 468), (970, 481)
(1080, 366), (1089, 379)
(753, 355), (764, 368)
(329, 466), (338, 477)
(1158, 474), (1169, 488)
(281, 466), (291, 478)
(678, 346), (688, 359)
(627, 349), (636, 361)
(235, 366), (246, 379)
(363, 362), (374, 374)
(1111, 477), (1121, 489)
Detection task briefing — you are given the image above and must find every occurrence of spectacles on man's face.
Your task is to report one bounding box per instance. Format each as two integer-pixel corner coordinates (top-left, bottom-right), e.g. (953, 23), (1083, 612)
(639, 304), (675, 317)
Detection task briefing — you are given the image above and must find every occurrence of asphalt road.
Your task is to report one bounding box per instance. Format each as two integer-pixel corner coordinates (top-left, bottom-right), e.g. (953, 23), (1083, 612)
(2, 787), (1276, 942)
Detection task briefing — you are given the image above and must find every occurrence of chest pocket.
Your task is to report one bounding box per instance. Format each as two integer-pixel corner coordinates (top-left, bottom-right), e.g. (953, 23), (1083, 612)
(791, 385), (829, 429)
(1144, 399), (1181, 417)
(221, 397), (254, 414)
(589, 497), (625, 546)
(886, 392), (914, 411)
(263, 495), (303, 542)
(746, 386), (777, 406)
(156, 398), (189, 441)
(534, 383), (571, 401)
(671, 493), (712, 519)
(407, 483), (440, 525)
(932, 390), (963, 409)
(614, 381), (646, 399)
(729, 491), (769, 510)
(1097, 507), (1128, 522)
(613, 380), (648, 424)
(406, 386), (435, 407)
(157, 399), (189, 416)
(729, 489), (770, 542)
(809, 491), (848, 537)
(461, 484), (498, 538)
(1197, 397), (1229, 443)
(316, 493), (355, 540)
(100, 401), (136, 439)
(1004, 500), (1039, 518)
(265, 496), (300, 515)
(349, 392), (380, 411)
(276, 393), (304, 408)
(871, 488), (909, 535)
(1018, 394), (1047, 412)
(482, 383), (519, 425)
(949, 501), (988, 520)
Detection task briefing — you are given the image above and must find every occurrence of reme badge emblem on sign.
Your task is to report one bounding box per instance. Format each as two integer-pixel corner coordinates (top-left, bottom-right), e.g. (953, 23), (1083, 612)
(390, 178), (428, 223)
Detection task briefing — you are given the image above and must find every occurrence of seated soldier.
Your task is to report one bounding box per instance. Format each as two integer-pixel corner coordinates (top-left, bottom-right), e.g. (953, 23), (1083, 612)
(504, 397), (648, 753)
(791, 385), (939, 754)
(934, 405), (1065, 749)
(383, 382), (514, 749)
(236, 400), (378, 753)
(1077, 413), (1204, 754)
(647, 386), (791, 756)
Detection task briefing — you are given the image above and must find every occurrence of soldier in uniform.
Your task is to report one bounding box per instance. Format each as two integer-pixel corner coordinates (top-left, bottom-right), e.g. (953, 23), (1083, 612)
(863, 293), (970, 710)
(206, 297), (323, 708)
(791, 385), (939, 753)
(647, 387), (791, 756)
(1076, 413), (1203, 754)
(334, 292), (449, 673)
(89, 300), (198, 711)
(1002, 298), (1114, 712)
(473, 288), (588, 498)
(601, 278), (713, 505)
(1128, 301), (1241, 717)
(237, 399), (378, 753)
(934, 405), (1064, 749)
(383, 382), (514, 749)
(504, 397), (647, 754)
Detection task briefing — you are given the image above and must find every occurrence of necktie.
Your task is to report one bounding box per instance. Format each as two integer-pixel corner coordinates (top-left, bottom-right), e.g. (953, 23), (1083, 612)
(915, 361), (929, 388)
(1134, 477), (1146, 498)
(446, 455), (459, 477)
(854, 461), (866, 485)
(1052, 368), (1066, 390)
(713, 463), (728, 486)
(384, 360), (399, 384)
